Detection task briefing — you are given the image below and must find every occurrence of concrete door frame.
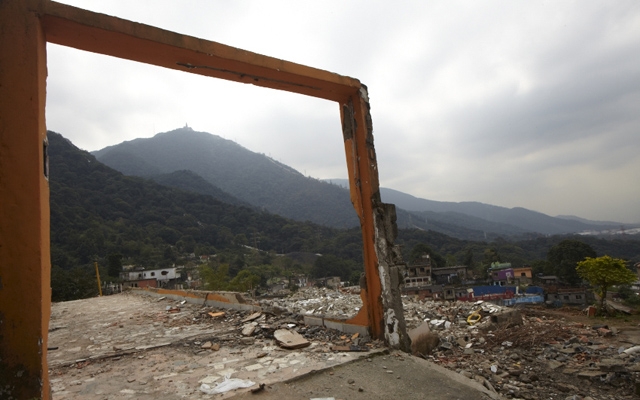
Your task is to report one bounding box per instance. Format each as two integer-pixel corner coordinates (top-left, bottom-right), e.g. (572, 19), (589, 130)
(0, 1), (409, 398)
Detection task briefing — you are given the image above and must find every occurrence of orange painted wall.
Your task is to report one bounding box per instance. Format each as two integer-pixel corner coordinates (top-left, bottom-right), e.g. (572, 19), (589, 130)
(0, 1), (390, 397)
(0, 1), (51, 398)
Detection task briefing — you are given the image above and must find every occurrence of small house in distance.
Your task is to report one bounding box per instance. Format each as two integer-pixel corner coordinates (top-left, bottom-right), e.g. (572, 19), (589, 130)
(546, 288), (589, 306)
(404, 253), (432, 288)
(489, 262), (514, 286)
(513, 266), (533, 284)
(489, 263), (533, 286)
(120, 267), (181, 289)
(538, 275), (559, 286)
(432, 265), (467, 285)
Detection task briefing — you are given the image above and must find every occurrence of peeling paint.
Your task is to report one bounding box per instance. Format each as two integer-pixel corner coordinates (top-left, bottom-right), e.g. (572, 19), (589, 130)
(359, 85), (370, 103)
(385, 308), (400, 346)
(377, 261), (387, 293)
(371, 203), (411, 352)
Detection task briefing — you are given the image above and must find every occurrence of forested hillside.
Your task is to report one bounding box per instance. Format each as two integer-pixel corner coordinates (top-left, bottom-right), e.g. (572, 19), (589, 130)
(50, 131), (640, 301)
(50, 131), (371, 265)
(49, 132), (367, 299)
(150, 169), (249, 208)
(93, 128), (359, 228)
(94, 128), (636, 238)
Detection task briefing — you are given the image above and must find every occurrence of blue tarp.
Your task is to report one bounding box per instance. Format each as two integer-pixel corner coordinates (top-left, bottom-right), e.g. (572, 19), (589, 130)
(502, 295), (545, 306)
(472, 286), (516, 296)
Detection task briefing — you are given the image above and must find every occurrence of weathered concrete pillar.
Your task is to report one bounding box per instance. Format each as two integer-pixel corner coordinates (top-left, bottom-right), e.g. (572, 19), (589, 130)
(0, 0), (51, 398)
(372, 202), (412, 351)
(340, 86), (410, 352)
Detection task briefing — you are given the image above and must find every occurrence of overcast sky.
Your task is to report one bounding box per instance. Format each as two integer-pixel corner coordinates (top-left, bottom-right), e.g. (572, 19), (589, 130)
(46, 1), (640, 224)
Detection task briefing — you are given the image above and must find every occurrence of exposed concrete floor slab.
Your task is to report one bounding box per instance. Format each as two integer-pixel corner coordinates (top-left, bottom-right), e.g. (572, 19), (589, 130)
(48, 293), (373, 399)
(233, 351), (499, 400)
(48, 293), (497, 399)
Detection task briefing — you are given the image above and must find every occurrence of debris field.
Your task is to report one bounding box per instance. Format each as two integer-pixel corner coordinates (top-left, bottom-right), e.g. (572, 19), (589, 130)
(48, 288), (640, 399)
(264, 287), (640, 400)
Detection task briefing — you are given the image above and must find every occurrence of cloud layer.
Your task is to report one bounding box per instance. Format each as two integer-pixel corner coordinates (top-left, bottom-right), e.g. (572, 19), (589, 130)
(46, 1), (640, 223)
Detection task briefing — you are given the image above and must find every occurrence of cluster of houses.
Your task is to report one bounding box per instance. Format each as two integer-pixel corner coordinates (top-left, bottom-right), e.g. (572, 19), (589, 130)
(402, 254), (596, 307)
(108, 255), (640, 309)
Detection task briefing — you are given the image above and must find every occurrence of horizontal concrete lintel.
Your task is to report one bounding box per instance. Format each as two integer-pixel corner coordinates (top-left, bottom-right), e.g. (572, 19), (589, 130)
(303, 315), (324, 326)
(304, 315), (370, 338)
(130, 288), (261, 312)
(203, 299), (260, 312)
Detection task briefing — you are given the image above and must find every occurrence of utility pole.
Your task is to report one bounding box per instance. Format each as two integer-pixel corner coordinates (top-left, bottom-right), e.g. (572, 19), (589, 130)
(95, 261), (103, 297)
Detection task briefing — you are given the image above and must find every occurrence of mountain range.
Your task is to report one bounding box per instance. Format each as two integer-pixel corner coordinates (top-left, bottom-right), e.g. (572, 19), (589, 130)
(47, 130), (640, 301)
(92, 127), (636, 240)
(48, 131), (360, 269)
(93, 128), (358, 229)
(325, 179), (632, 237)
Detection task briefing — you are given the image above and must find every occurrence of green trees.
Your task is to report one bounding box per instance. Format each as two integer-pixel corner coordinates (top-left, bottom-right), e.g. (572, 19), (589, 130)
(462, 249), (475, 269)
(408, 244), (445, 268)
(46, 131), (640, 301)
(51, 265), (100, 302)
(199, 263), (261, 292)
(229, 270), (261, 292)
(107, 253), (123, 278)
(482, 247), (501, 266)
(547, 239), (597, 285)
(576, 255), (637, 310)
(312, 254), (362, 285)
(199, 264), (230, 291)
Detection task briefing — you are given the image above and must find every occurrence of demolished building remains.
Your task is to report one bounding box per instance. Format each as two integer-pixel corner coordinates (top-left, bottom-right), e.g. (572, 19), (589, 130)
(47, 287), (640, 399)
(1, 1), (412, 397)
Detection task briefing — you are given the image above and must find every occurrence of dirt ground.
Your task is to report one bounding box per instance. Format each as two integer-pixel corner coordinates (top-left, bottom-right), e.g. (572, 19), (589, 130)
(526, 305), (640, 345)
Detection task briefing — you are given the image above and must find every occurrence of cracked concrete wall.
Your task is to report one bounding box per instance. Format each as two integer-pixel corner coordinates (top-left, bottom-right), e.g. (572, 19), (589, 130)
(340, 86), (411, 351)
(373, 202), (412, 352)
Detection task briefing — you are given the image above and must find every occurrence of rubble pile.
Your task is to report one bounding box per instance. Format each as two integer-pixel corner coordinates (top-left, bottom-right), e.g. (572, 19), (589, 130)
(403, 297), (502, 331)
(154, 289), (640, 398)
(47, 293), (384, 399)
(161, 295), (379, 351)
(48, 289), (640, 399)
(259, 287), (363, 319)
(260, 288), (640, 399)
(395, 294), (639, 399)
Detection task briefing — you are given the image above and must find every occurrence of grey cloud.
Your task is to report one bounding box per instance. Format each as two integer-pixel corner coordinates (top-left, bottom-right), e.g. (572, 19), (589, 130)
(44, 0), (640, 223)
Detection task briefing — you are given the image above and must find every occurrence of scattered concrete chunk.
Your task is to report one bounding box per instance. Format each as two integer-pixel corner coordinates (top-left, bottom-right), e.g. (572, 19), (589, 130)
(245, 363), (263, 371)
(490, 310), (522, 327)
(274, 329), (310, 349)
(240, 312), (262, 324)
(577, 370), (607, 379)
(241, 322), (258, 336)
